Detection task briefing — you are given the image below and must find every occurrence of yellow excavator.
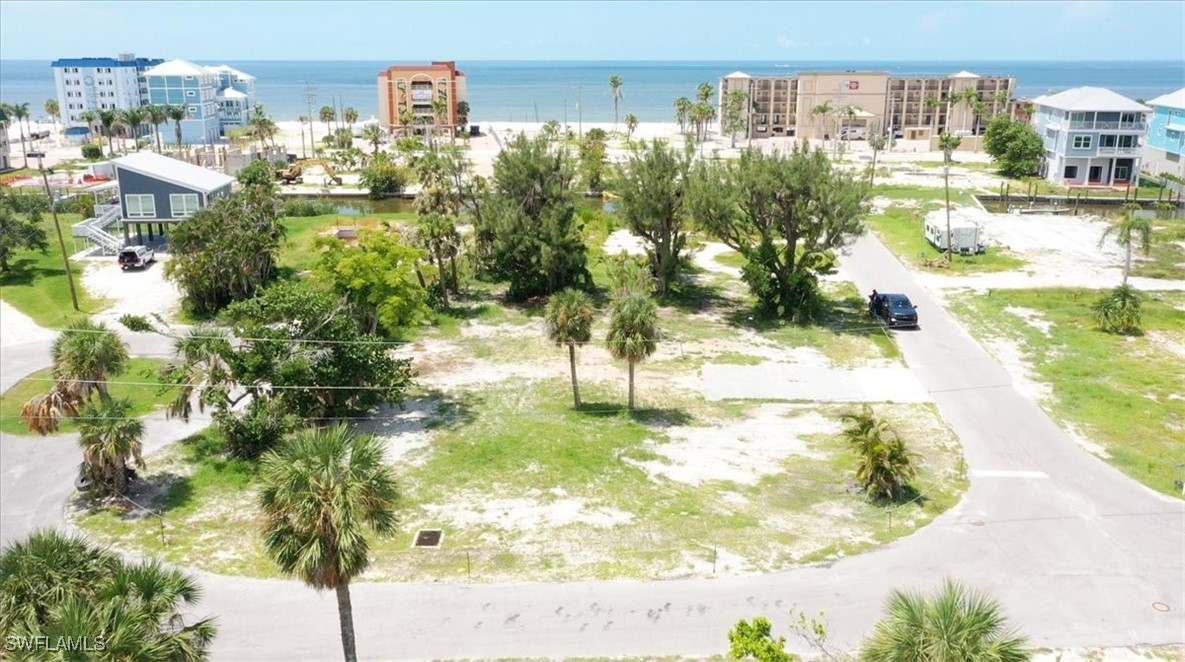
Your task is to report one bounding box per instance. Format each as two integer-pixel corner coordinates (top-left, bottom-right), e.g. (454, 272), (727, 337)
(310, 158), (342, 186)
(276, 163), (303, 184)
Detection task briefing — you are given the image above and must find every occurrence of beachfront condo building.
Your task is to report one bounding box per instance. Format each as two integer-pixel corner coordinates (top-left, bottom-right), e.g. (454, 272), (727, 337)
(377, 61), (467, 136)
(1142, 88), (1185, 179)
(207, 65), (258, 136)
(0, 105), (10, 171)
(51, 53), (164, 139)
(1030, 87), (1150, 187)
(144, 60), (258, 144)
(719, 70), (1014, 145)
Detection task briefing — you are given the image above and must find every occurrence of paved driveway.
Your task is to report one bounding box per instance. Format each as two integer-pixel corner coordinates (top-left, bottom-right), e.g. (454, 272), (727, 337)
(1, 234), (1181, 659)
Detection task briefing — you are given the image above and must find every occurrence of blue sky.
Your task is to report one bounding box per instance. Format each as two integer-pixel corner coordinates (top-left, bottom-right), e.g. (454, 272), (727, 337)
(2, 0), (1183, 61)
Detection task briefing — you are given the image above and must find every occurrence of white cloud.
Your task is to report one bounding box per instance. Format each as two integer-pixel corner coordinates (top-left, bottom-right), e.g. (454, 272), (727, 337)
(776, 33), (797, 49)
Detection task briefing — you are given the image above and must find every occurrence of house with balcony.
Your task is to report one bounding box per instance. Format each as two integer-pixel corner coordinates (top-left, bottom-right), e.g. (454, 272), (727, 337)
(206, 65), (257, 136)
(51, 53), (164, 138)
(144, 60), (222, 145)
(111, 152), (233, 244)
(1030, 87), (1151, 187)
(1142, 88), (1185, 180)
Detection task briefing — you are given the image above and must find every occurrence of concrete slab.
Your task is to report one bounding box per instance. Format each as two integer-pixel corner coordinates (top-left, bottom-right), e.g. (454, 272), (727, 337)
(702, 363), (931, 403)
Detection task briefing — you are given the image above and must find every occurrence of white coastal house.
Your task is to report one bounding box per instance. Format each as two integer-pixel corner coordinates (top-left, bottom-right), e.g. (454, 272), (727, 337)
(1030, 87), (1151, 187)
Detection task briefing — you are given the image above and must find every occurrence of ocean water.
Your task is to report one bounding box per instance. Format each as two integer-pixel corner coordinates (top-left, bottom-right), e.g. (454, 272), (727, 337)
(2, 60), (1182, 123)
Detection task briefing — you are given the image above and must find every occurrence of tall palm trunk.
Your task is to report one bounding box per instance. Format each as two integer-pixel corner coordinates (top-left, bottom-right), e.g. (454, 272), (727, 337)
(449, 254), (459, 292)
(174, 120), (183, 148)
(17, 123), (28, 169)
(568, 344), (581, 408)
(1123, 243), (1131, 285)
(335, 583), (357, 662)
(434, 252), (449, 307)
(627, 360), (635, 410)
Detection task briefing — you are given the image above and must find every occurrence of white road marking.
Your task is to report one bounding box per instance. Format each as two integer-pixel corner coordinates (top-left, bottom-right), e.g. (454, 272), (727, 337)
(971, 470), (1049, 478)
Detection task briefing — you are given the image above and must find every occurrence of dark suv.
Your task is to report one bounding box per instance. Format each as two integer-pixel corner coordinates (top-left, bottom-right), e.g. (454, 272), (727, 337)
(871, 293), (919, 329)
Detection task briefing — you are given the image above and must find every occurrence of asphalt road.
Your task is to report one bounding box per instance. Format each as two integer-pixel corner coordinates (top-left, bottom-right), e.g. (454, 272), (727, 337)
(1, 234), (1182, 659)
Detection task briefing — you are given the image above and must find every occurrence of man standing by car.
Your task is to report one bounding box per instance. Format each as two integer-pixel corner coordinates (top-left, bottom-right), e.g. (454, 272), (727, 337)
(868, 289), (878, 316)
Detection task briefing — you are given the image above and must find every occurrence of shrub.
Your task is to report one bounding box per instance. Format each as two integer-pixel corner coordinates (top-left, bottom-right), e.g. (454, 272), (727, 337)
(1091, 284), (1142, 334)
(216, 400), (294, 460)
(280, 198), (337, 217)
(81, 143), (103, 160)
(841, 406), (918, 501)
(359, 153), (409, 200)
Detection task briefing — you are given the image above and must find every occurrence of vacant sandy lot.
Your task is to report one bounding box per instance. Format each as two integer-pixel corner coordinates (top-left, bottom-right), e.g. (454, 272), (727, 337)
(81, 254), (182, 324)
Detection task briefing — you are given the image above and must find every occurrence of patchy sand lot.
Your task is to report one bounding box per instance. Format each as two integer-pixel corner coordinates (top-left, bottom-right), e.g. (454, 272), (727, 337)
(81, 254), (182, 323)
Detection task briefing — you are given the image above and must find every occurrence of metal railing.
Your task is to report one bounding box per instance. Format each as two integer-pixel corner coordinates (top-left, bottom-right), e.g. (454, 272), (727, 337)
(71, 204), (124, 254)
(1097, 146), (1140, 155)
(1068, 120), (1145, 131)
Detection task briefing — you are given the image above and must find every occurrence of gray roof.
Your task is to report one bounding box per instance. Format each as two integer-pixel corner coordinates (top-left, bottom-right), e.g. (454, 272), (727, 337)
(113, 152), (234, 193)
(1146, 88), (1185, 111)
(1030, 87), (1151, 113)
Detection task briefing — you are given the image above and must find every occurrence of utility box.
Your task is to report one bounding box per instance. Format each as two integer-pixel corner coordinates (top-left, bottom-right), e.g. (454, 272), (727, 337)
(924, 209), (986, 255)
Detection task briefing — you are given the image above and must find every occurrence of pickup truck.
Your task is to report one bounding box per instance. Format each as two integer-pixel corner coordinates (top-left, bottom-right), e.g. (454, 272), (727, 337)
(118, 245), (154, 270)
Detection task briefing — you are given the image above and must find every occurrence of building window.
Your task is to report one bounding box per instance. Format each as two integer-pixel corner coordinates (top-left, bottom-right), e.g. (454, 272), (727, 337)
(1118, 135), (1136, 148)
(169, 193), (200, 218)
(186, 90), (196, 97)
(1100, 135), (1116, 147)
(125, 194), (156, 218)
(1072, 135), (1092, 149)
(1063, 166), (1079, 179)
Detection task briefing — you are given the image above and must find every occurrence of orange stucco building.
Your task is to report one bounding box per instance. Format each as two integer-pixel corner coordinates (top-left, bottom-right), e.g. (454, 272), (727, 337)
(377, 61), (468, 135)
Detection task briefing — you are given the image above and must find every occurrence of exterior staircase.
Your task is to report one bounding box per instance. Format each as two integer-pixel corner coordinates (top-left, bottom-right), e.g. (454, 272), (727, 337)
(71, 204), (124, 255)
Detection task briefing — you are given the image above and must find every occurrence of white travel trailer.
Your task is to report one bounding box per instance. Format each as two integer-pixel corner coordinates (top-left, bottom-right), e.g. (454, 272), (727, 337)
(923, 209), (986, 254)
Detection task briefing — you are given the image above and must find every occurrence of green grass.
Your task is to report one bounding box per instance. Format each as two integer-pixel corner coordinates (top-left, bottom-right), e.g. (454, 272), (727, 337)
(873, 183), (981, 207)
(76, 382), (966, 582)
(866, 203), (1027, 274)
(948, 288), (1185, 496)
(278, 212), (417, 272)
(0, 358), (173, 435)
(712, 249), (747, 270)
(0, 212), (108, 327)
(1130, 217), (1185, 280)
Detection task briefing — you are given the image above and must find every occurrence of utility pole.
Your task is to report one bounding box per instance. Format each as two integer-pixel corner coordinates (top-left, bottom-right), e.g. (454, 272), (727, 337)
(944, 160), (952, 263)
(34, 153), (80, 311)
(304, 82), (316, 155)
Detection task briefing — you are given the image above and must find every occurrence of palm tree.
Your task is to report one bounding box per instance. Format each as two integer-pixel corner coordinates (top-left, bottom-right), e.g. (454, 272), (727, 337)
(144, 104), (168, 152)
(924, 96), (941, 137)
(78, 109), (98, 144)
(624, 113), (639, 141)
(606, 294), (659, 410)
(121, 106), (146, 150)
(1092, 284), (1143, 335)
(96, 109), (118, 157)
(862, 579), (1030, 661)
(868, 133), (888, 186)
(77, 398), (145, 497)
(811, 100), (833, 144)
(260, 425), (400, 662)
(0, 530), (216, 660)
(696, 81), (713, 103)
(416, 212), (457, 306)
(298, 114), (310, 158)
(938, 133), (963, 262)
(431, 92), (449, 146)
(8, 102), (30, 168)
(319, 105), (336, 138)
(362, 123), (384, 155)
(44, 98), (60, 139)
(674, 97), (692, 134)
(455, 100), (470, 130)
(545, 289), (595, 408)
(166, 105), (186, 147)
(1098, 205), (1153, 285)
(398, 109), (415, 137)
(344, 106), (358, 131)
(841, 406), (917, 501)
(609, 74), (624, 131)
(51, 319), (129, 402)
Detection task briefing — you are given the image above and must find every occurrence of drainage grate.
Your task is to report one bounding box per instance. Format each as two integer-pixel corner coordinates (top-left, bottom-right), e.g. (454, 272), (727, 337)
(413, 529), (443, 548)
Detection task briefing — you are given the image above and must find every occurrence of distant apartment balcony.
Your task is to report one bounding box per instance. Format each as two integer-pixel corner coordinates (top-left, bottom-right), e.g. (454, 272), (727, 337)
(1097, 146), (1140, 156)
(1069, 120), (1146, 131)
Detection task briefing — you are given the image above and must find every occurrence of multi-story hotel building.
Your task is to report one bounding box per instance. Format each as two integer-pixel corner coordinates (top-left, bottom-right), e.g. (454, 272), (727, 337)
(51, 53), (164, 131)
(719, 70), (1014, 142)
(377, 61), (467, 136)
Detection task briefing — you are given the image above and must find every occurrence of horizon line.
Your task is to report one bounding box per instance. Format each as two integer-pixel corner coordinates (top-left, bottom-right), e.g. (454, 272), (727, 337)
(3, 57), (1183, 63)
